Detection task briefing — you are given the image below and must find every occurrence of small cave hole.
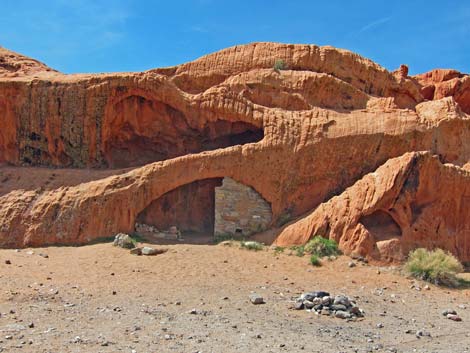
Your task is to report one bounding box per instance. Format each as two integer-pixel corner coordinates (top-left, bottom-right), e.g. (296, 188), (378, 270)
(359, 210), (402, 242)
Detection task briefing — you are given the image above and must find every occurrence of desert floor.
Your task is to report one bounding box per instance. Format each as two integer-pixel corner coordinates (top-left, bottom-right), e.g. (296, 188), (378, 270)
(0, 241), (469, 353)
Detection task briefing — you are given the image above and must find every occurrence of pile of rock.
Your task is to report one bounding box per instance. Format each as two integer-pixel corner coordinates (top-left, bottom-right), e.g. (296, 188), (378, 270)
(293, 291), (364, 319)
(113, 233), (134, 249)
(135, 222), (159, 235)
(134, 223), (181, 240)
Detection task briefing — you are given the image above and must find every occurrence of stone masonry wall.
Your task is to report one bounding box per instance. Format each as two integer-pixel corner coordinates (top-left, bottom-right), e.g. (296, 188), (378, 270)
(214, 177), (272, 237)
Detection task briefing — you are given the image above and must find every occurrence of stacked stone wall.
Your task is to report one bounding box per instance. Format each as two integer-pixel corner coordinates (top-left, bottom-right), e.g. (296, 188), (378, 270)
(214, 177), (272, 237)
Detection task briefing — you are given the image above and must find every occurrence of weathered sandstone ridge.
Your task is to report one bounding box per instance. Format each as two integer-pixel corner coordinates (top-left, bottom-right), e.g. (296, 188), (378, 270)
(275, 152), (470, 262)
(0, 42), (469, 262)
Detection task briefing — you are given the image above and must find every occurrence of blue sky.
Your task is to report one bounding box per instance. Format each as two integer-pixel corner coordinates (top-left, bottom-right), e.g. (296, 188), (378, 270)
(1, 0), (469, 75)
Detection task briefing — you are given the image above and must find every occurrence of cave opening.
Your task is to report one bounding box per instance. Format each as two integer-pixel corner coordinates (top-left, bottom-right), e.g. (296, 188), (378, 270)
(134, 177), (273, 244)
(359, 210), (402, 241)
(135, 178), (223, 244)
(103, 95), (264, 168)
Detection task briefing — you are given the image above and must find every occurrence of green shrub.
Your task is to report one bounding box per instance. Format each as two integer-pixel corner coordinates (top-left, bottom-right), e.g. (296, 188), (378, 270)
(310, 254), (321, 266)
(404, 248), (464, 287)
(273, 246), (285, 255)
(273, 59), (287, 71)
(304, 236), (340, 257)
(289, 245), (305, 257)
(240, 241), (264, 251)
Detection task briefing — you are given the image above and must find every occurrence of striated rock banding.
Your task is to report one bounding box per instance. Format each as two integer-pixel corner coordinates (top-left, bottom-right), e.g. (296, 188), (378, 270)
(0, 42), (469, 262)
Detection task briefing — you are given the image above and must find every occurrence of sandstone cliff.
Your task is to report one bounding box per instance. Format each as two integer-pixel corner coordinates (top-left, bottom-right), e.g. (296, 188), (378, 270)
(0, 42), (469, 262)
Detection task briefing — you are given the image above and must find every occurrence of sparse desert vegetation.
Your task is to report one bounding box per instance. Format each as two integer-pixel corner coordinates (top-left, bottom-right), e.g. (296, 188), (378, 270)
(309, 254), (321, 266)
(404, 248), (465, 287)
(1, 35), (470, 353)
(304, 236), (341, 258)
(273, 59), (287, 71)
(287, 236), (341, 261)
(0, 242), (469, 353)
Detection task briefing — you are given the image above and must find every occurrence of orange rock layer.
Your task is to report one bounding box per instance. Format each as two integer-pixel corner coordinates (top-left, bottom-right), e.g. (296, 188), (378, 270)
(275, 152), (470, 262)
(0, 42), (469, 262)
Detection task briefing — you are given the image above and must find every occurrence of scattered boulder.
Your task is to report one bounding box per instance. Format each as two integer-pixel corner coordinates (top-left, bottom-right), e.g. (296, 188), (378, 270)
(129, 246), (166, 256)
(416, 330), (431, 337)
(351, 254), (369, 264)
(442, 309), (462, 321)
(249, 293), (265, 305)
(301, 291), (329, 301)
(335, 310), (351, 319)
(141, 247), (166, 256)
(333, 295), (351, 307)
(113, 233), (134, 249)
(321, 296), (331, 305)
(331, 304), (347, 311)
(303, 300), (315, 309)
(447, 314), (462, 322)
(294, 291), (364, 319)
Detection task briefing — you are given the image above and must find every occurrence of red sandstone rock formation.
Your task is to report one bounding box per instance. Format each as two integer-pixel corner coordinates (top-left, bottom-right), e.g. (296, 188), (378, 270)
(0, 42), (469, 262)
(275, 152), (470, 262)
(0, 47), (56, 77)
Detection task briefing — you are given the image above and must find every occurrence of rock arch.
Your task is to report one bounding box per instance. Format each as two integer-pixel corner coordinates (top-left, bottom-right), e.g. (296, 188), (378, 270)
(133, 176), (272, 241)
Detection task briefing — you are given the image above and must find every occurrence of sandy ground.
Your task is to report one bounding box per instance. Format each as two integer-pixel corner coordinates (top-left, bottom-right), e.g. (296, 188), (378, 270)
(0, 242), (469, 353)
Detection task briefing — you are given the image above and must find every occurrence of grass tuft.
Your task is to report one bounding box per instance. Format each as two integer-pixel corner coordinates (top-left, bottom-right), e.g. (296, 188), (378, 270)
(273, 59), (287, 71)
(304, 236), (341, 258)
(289, 245), (305, 257)
(310, 254), (321, 266)
(404, 248), (464, 287)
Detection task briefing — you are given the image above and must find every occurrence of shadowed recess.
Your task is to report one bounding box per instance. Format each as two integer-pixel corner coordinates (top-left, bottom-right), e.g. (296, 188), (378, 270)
(136, 178), (223, 235)
(103, 95), (263, 168)
(359, 210), (402, 241)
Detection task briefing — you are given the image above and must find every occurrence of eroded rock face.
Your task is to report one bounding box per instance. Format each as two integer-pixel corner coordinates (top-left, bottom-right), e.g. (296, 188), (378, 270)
(0, 47), (56, 77)
(275, 152), (470, 262)
(0, 42), (469, 262)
